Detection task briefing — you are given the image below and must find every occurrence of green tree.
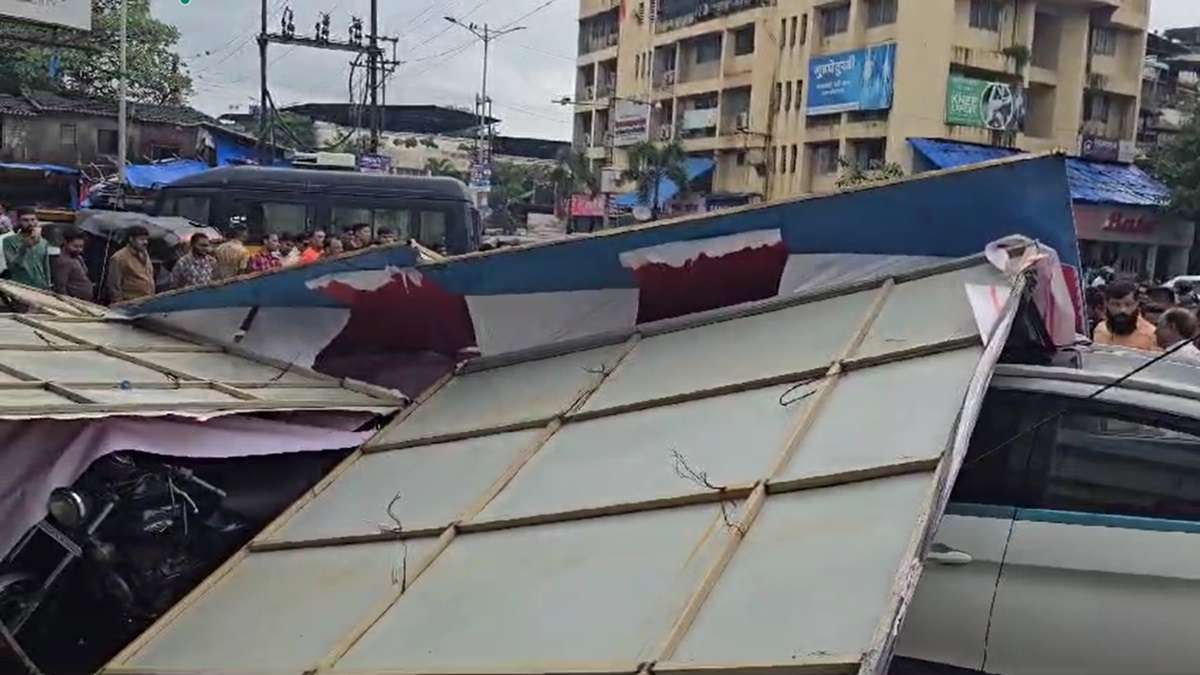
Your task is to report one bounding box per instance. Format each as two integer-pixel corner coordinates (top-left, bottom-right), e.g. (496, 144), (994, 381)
(0, 0), (193, 105)
(620, 140), (689, 219)
(487, 162), (553, 233)
(424, 157), (465, 182)
(548, 149), (599, 201)
(1150, 101), (1200, 225)
(835, 157), (906, 189)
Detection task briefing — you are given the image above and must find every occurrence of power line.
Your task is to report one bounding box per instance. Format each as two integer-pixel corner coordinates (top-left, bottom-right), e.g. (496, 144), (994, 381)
(499, 0), (564, 30)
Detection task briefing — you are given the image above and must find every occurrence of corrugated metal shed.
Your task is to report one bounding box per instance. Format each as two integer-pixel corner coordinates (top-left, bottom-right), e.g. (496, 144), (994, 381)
(102, 257), (1021, 675)
(0, 314), (402, 418)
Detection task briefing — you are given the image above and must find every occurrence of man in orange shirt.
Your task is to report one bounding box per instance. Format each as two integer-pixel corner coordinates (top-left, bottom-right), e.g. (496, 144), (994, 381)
(1093, 279), (1161, 352)
(300, 230), (326, 264)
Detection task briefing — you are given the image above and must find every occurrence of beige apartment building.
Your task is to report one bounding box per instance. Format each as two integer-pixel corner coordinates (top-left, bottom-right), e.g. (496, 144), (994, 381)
(574, 0), (1151, 203)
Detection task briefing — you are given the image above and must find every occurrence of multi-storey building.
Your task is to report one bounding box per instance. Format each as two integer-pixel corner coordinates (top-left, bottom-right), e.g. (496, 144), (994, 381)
(574, 0), (1151, 203)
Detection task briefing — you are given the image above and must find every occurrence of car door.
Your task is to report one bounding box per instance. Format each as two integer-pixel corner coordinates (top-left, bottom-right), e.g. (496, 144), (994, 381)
(895, 391), (1042, 672)
(984, 397), (1200, 675)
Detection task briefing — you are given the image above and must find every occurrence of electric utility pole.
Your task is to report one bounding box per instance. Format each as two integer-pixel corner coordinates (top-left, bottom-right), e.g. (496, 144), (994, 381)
(116, 0), (128, 205)
(257, 1), (398, 161)
(443, 17), (525, 190)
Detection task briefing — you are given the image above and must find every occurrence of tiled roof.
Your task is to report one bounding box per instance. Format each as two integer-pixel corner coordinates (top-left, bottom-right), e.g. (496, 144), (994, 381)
(23, 90), (217, 126)
(909, 138), (1171, 208)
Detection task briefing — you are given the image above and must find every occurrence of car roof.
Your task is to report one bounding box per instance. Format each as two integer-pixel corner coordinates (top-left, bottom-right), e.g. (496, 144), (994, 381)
(991, 345), (1200, 419)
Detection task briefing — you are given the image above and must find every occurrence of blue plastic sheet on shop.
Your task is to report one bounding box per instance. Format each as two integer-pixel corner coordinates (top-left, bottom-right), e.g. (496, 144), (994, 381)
(124, 159), (209, 189)
(612, 158), (715, 209)
(910, 138), (1170, 208)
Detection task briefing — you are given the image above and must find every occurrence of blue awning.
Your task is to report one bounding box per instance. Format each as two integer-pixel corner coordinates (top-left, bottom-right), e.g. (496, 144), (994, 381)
(909, 138), (1019, 170)
(124, 159), (209, 189)
(1064, 158), (1169, 207)
(612, 157), (715, 209)
(0, 162), (79, 176)
(909, 138), (1170, 208)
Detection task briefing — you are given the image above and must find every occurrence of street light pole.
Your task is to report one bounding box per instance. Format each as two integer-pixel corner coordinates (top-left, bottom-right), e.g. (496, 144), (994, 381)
(116, 0), (128, 206)
(444, 17), (525, 187)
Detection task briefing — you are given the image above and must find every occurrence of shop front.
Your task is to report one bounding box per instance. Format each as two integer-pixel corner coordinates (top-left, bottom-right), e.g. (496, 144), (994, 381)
(1075, 203), (1194, 280)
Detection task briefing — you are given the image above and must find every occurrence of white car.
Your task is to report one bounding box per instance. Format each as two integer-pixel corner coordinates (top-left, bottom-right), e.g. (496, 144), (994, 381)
(895, 346), (1200, 675)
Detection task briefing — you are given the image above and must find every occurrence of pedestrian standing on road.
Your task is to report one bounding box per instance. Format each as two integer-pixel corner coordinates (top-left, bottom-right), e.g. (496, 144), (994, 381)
(1093, 279), (1160, 352)
(300, 230), (326, 264)
(248, 233), (283, 272)
(106, 225), (155, 303)
(1156, 308), (1200, 361)
(52, 229), (94, 301)
(214, 225), (251, 279)
(169, 233), (217, 290)
(3, 208), (51, 290)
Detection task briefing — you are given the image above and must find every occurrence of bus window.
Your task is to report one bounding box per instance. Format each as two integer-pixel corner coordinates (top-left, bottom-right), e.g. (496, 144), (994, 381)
(331, 207), (374, 236)
(418, 210), (447, 252)
(230, 200), (309, 239)
(374, 208), (412, 240)
(162, 196), (211, 225)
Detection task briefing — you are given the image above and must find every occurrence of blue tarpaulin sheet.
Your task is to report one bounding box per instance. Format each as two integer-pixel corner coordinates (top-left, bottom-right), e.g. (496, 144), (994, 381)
(910, 138), (1169, 208)
(613, 158), (715, 209)
(124, 159), (209, 189)
(0, 162), (79, 175)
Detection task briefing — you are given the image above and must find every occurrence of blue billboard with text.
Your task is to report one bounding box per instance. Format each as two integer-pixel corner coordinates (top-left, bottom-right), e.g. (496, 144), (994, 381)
(807, 43), (896, 116)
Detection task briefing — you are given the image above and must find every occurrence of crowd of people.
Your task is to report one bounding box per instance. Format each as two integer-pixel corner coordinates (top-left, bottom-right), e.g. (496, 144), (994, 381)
(0, 206), (405, 305)
(1087, 278), (1200, 359)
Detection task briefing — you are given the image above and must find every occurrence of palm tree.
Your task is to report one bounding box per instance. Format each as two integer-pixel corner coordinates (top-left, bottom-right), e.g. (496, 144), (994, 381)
(620, 141), (689, 220)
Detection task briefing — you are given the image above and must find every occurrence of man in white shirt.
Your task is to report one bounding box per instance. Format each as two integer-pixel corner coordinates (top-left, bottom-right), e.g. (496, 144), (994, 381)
(1155, 308), (1200, 362)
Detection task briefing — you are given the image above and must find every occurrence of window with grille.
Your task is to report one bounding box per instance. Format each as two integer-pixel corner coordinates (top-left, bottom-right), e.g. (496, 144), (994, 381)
(1091, 26), (1118, 56)
(867, 0), (897, 27)
(820, 3), (850, 37)
(969, 0), (1003, 32)
(733, 24), (755, 55)
(812, 143), (839, 174)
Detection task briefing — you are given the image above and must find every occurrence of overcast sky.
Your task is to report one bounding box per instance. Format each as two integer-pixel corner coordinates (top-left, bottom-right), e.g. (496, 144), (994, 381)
(154, 0), (1197, 141)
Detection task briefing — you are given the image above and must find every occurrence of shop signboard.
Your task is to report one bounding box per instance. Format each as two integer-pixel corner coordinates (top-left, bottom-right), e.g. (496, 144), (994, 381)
(945, 75), (1026, 131)
(600, 168), (622, 194)
(0, 0), (91, 30)
(357, 154), (392, 174)
(1074, 204), (1194, 248)
(569, 194), (606, 217)
(1080, 135), (1137, 163)
(612, 100), (650, 147)
(807, 43), (896, 115)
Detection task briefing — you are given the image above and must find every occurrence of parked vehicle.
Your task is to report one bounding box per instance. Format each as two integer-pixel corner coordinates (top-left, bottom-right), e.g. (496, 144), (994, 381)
(896, 346), (1200, 675)
(0, 453), (245, 638)
(152, 166), (482, 254)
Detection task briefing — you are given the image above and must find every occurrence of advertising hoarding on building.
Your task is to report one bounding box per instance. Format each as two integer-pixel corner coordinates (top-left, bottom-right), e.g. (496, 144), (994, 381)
(807, 43), (896, 115)
(1080, 135), (1137, 163)
(612, 100), (650, 147)
(0, 0), (91, 30)
(945, 76), (1026, 131)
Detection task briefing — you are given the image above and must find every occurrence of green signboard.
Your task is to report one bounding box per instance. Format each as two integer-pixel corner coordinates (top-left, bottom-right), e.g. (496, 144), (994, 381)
(945, 75), (1026, 131)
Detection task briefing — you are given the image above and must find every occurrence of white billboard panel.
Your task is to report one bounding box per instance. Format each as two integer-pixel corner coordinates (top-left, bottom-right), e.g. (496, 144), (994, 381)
(612, 100), (650, 148)
(0, 0), (92, 30)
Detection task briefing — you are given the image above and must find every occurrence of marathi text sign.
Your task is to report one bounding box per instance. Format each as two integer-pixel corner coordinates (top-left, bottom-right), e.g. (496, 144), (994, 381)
(807, 43), (896, 116)
(945, 76), (1026, 131)
(613, 100), (650, 147)
(0, 0), (91, 30)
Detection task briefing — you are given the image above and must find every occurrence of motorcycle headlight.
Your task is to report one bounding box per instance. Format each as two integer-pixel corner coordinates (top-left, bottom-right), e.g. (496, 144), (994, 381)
(48, 488), (90, 529)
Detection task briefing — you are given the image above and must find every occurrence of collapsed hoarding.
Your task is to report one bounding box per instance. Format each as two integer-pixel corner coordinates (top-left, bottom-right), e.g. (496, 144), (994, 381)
(109, 154), (1080, 394)
(102, 256), (1025, 675)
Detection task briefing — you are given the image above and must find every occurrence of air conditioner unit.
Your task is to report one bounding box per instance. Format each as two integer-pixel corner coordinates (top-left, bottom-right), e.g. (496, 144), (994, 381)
(663, 70), (676, 85)
(659, 126), (674, 140)
(735, 112), (750, 130)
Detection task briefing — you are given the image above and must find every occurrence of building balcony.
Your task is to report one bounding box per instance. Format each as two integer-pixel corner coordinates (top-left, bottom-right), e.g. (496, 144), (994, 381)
(580, 0), (620, 19)
(950, 45), (1020, 75)
(654, 0), (776, 35)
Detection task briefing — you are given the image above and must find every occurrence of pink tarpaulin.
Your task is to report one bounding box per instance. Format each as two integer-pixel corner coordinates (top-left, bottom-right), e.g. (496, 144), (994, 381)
(0, 414), (375, 557)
